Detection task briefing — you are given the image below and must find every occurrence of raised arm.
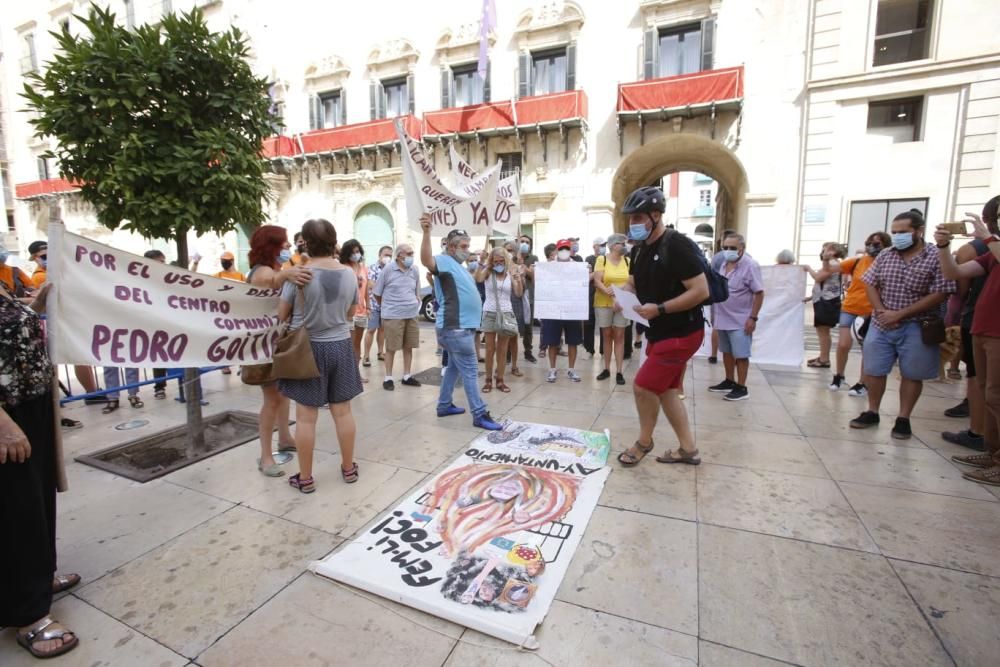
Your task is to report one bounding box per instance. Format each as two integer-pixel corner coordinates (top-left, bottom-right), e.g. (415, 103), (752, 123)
(419, 214), (436, 274)
(933, 224), (988, 281)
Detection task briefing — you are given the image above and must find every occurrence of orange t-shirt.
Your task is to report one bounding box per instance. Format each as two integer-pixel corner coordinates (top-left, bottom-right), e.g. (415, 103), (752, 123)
(31, 268), (47, 288)
(839, 255), (876, 316)
(214, 270), (246, 282)
(353, 265), (369, 318)
(0, 265), (32, 295)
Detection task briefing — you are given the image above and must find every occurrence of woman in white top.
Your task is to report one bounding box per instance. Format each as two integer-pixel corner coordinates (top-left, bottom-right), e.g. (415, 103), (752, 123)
(475, 247), (524, 393)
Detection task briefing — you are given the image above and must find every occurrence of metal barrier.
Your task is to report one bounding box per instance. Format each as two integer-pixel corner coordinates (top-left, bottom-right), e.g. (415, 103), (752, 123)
(58, 366), (227, 406)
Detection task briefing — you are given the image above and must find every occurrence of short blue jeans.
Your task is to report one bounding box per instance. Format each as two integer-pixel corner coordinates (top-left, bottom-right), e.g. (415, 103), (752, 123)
(863, 321), (940, 381)
(717, 329), (753, 359)
(437, 328), (487, 418)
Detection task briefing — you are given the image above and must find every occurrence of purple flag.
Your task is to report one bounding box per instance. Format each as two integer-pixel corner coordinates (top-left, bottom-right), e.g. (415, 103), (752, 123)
(478, 0), (496, 80)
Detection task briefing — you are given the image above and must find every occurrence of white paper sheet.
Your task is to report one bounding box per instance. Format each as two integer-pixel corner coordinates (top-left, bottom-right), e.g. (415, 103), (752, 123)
(533, 261), (589, 321)
(610, 286), (650, 327)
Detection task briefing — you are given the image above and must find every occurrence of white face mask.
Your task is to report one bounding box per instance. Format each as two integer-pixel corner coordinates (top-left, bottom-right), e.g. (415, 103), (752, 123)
(351, 253), (362, 263)
(380, 256), (390, 265)
(557, 249), (571, 261)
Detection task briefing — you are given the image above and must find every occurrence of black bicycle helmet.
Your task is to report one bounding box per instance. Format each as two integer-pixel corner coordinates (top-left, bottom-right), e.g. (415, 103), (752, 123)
(622, 186), (666, 214)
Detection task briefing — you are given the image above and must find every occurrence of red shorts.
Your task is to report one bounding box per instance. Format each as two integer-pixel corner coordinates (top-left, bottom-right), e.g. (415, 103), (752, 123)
(634, 329), (704, 394)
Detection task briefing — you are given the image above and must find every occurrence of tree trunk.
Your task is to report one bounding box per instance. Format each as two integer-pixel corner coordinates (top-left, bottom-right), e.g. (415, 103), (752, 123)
(175, 231), (207, 455)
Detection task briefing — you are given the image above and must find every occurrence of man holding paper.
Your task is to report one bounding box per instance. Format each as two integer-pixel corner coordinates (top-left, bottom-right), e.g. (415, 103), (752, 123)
(615, 186), (709, 468)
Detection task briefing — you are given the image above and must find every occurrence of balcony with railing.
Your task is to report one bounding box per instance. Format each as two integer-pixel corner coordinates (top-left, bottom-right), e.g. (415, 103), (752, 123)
(14, 178), (79, 199)
(261, 115), (422, 172)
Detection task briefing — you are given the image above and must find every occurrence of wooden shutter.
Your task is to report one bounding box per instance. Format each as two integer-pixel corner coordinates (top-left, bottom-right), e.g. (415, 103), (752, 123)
(517, 52), (531, 98)
(701, 16), (716, 71)
(369, 80), (379, 120)
(440, 67), (452, 108)
(643, 28), (656, 79)
(407, 73), (415, 115)
(566, 42), (577, 90)
(483, 60), (491, 103)
(308, 94), (319, 130)
(339, 88), (347, 125)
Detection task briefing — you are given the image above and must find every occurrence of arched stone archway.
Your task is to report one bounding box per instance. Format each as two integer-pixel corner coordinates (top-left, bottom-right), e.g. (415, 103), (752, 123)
(611, 133), (748, 239)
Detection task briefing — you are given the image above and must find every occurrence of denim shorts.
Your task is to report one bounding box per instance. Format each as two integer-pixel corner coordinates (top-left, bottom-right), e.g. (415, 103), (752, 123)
(717, 329), (753, 359)
(862, 321), (940, 380)
(838, 312), (862, 328)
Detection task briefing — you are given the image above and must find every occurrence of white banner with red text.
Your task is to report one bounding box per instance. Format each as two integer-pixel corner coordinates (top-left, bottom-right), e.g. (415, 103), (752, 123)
(46, 223), (283, 368)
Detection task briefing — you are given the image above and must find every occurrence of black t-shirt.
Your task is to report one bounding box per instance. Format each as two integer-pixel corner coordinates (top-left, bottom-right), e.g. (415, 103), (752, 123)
(629, 230), (705, 341)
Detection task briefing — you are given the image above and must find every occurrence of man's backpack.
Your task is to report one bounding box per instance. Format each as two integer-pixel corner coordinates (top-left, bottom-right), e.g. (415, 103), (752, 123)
(660, 230), (729, 306)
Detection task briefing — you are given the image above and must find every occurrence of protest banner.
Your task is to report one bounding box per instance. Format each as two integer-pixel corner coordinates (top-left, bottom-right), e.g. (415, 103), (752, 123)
(449, 145), (521, 237)
(533, 260), (589, 320)
(313, 421), (611, 648)
(46, 223), (283, 368)
(694, 263), (805, 366)
(395, 120), (502, 235)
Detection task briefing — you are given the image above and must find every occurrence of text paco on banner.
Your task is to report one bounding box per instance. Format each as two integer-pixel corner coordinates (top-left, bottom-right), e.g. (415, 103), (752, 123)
(47, 223), (283, 369)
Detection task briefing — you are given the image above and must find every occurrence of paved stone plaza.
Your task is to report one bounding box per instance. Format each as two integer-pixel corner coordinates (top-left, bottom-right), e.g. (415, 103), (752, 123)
(2, 325), (998, 666)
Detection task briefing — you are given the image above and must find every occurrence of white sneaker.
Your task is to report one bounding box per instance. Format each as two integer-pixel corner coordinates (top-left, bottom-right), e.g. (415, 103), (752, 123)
(829, 375), (844, 391)
(546, 369), (558, 383)
(848, 383), (868, 397)
(567, 370), (582, 383)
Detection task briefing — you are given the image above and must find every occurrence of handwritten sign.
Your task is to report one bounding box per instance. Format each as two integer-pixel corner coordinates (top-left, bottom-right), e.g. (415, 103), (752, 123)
(396, 120), (501, 234)
(533, 260), (589, 321)
(449, 145), (521, 237)
(314, 421), (611, 648)
(46, 223), (282, 368)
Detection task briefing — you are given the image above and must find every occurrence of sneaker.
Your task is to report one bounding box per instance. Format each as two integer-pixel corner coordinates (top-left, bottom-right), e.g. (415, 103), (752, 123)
(383, 379), (395, 391)
(723, 384), (749, 401)
(708, 379), (736, 393)
(437, 404), (466, 418)
(154, 389), (167, 400)
(616, 373), (626, 386)
(567, 370), (582, 383)
(546, 369), (558, 383)
(942, 430), (985, 451)
(952, 452), (997, 468)
(829, 374), (844, 391)
(401, 376), (421, 387)
(60, 417), (83, 429)
(850, 411), (880, 429)
(634, 340), (642, 349)
(891, 417), (912, 440)
(944, 398), (969, 418)
(524, 352), (537, 364)
(847, 382), (867, 397)
(473, 411), (504, 431)
(596, 369), (611, 381)
(961, 465), (1000, 486)
(707, 356), (718, 364)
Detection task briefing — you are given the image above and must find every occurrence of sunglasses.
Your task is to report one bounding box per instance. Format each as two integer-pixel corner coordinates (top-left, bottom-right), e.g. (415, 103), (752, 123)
(446, 229), (469, 240)
(39, 254), (47, 260)
(722, 246), (739, 251)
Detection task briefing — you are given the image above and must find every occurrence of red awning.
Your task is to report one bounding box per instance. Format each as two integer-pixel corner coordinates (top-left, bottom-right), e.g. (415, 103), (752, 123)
(421, 90), (588, 136)
(14, 178), (80, 199)
(261, 135), (298, 159)
(516, 90), (588, 126)
(617, 66), (743, 113)
(299, 115), (422, 154)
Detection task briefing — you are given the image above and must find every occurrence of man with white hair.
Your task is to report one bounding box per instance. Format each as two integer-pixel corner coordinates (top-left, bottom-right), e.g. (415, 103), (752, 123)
(373, 243), (422, 391)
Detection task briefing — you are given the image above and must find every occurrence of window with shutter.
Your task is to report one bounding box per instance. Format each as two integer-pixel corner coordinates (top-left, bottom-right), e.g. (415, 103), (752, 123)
(483, 61), (492, 103)
(440, 67), (453, 108)
(383, 77), (409, 118)
(517, 53), (531, 99)
(566, 42), (577, 90)
(658, 22), (703, 77)
(369, 80), (380, 120)
(308, 94), (319, 130)
(531, 48), (568, 96)
(643, 28), (657, 79)
(407, 73), (415, 114)
(318, 91), (342, 129)
(700, 17), (716, 71)
(451, 63), (485, 107)
(340, 88), (347, 125)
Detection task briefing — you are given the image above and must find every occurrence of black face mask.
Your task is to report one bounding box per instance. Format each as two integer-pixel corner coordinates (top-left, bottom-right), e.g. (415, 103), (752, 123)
(296, 244), (306, 254)
(866, 245), (881, 257)
(221, 260), (234, 270)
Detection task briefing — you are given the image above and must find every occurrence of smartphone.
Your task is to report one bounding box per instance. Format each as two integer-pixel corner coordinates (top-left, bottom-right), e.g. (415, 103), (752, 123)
(942, 221), (969, 235)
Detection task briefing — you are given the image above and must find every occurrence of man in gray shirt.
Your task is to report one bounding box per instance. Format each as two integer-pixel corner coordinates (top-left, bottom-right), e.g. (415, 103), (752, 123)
(373, 243), (422, 390)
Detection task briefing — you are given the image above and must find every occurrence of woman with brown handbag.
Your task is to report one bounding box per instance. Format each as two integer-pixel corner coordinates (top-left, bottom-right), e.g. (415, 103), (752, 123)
(245, 226), (311, 477)
(473, 247), (523, 393)
(278, 219), (364, 493)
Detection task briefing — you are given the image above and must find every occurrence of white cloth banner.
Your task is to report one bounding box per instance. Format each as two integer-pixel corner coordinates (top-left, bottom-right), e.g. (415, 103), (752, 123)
(396, 120), (501, 235)
(46, 223), (283, 368)
(695, 264), (806, 366)
(533, 261), (589, 320)
(449, 145), (521, 237)
(313, 421), (612, 648)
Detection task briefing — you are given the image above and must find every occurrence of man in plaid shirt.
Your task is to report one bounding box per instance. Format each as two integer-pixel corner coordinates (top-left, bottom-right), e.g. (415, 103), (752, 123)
(850, 209), (955, 439)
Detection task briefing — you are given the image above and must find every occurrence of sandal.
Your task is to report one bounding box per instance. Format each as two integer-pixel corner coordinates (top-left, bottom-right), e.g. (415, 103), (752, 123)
(341, 462), (359, 484)
(288, 473), (315, 493)
(60, 417), (83, 429)
(52, 573), (81, 594)
(17, 617), (79, 659)
(277, 442), (297, 452)
(617, 440), (654, 467)
(154, 389), (167, 400)
(947, 368), (962, 380)
(482, 378), (493, 393)
(102, 400), (120, 414)
(511, 367), (523, 377)
(656, 448), (701, 465)
(807, 358), (830, 368)
(363, 357), (372, 367)
(258, 459), (285, 477)
(495, 377), (511, 393)
(128, 395), (144, 409)
(377, 352), (385, 361)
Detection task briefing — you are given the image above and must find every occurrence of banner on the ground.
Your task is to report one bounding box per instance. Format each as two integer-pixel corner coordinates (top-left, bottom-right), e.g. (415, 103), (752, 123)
(449, 145), (521, 237)
(46, 223), (282, 368)
(313, 422), (611, 648)
(396, 120), (501, 235)
(533, 260), (589, 320)
(695, 263), (806, 366)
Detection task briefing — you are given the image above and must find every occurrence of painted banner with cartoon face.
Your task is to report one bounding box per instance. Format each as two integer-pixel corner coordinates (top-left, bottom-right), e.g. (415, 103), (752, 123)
(313, 422), (611, 647)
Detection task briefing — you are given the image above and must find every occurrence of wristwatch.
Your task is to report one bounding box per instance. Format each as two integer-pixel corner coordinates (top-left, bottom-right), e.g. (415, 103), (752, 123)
(749, 316), (759, 321)
(657, 304), (667, 317)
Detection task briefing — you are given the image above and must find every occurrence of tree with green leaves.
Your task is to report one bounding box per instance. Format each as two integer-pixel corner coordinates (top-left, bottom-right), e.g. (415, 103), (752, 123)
(23, 4), (279, 453)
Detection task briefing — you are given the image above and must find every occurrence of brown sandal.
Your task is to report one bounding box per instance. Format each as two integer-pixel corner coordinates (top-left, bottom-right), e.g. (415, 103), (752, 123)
(495, 376), (511, 393)
(617, 440), (654, 467)
(656, 448), (701, 465)
(511, 367), (524, 377)
(482, 379), (493, 393)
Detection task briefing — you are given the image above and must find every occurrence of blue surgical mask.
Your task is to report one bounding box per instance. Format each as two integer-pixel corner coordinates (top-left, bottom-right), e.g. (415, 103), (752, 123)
(571, 242), (579, 253)
(38, 257), (48, 269)
(467, 261), (479, 271)
(628, 223), (650, 241)
(402, 256), (414, 268)
(493, 264), (505, 273)
(597, 246), (606, 256)
(519, 243), (530, 254)
(351, 252), (362, 263)
(723, 250), (740, 263)
(891, 232), (915, 251)
(455, 250), (470, 263)
(278, 249), (292, 264)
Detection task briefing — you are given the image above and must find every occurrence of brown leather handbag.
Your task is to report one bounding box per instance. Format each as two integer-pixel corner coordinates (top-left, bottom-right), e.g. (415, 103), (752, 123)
(240, 361), (276, 386)
(272, 287), (320, 380)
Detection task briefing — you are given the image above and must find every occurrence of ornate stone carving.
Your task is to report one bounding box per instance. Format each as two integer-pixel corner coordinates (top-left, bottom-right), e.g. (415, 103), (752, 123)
(515, 1), (585, 34)
(367, 39), (419, 69)
(305, 55), (350, 81)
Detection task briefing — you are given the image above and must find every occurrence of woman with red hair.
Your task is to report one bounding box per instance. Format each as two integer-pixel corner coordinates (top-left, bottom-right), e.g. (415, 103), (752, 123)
(247, 225), (311, 477)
